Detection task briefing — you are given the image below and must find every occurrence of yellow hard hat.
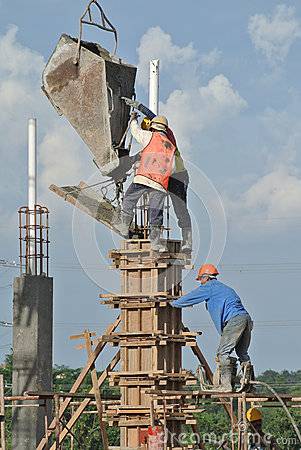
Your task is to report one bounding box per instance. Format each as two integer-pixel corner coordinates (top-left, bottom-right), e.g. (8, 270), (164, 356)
(150, 115), (168, 131)
(141, 118), (151, 130)
(247, 407), (262, 422)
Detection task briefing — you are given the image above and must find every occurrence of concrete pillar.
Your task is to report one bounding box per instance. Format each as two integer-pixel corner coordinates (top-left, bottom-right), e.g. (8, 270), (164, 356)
(12, 274), (53, 450)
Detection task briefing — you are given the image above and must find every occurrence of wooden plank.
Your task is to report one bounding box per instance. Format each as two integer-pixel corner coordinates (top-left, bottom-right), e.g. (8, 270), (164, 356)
(49, 352), (120, 450)
(99, 292), (170, 299)
(37, 316), (121, 450)
(70, 331), (96, 340)
(84, 331), (108, 450)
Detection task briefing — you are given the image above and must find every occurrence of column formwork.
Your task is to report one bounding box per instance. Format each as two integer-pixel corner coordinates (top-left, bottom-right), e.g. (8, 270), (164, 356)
(104, 239), (196, 449)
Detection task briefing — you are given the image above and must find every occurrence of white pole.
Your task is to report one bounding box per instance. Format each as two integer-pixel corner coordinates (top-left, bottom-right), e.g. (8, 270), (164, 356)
(149, 59), (160, 115)
(28, 118), (37, 274)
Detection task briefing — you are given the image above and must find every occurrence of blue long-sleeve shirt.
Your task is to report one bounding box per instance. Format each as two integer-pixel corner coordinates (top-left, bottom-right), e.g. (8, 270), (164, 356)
(172, 279), (249, 335)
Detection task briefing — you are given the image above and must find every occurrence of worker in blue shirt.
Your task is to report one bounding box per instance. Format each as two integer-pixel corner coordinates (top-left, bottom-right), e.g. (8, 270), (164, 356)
(172, 263), (253, 392)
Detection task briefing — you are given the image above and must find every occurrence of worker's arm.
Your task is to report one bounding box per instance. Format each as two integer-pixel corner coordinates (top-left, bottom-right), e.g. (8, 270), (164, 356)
(130, 118), (152, 147)
(122, 97), (156, 120)
(171, 285), (210, 308)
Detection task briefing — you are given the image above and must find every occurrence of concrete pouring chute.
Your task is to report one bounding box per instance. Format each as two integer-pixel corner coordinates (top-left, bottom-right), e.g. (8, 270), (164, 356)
(42, 34), (137, 178)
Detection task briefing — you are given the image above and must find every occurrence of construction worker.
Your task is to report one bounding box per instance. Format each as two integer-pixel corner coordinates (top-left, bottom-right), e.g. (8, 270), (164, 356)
(171, 264), (253, 392)
(115, 112), (176, 252)
(247, 407), (278, 449)
(122, 97), (192, 252)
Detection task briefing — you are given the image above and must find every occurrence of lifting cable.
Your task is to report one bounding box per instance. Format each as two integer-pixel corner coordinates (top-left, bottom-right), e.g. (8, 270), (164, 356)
(75, 0), (118, 65)
(250, 380), (301, 444)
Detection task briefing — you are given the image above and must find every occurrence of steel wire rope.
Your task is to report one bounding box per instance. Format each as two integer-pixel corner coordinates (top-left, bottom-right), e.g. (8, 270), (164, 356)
(250, 380), (301, 444)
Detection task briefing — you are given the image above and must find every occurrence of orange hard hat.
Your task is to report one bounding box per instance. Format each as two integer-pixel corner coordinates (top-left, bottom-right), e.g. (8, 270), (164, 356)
(196, 264), (219, 280)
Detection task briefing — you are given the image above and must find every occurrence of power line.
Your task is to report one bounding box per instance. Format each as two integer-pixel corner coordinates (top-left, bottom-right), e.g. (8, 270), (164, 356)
(0, 259), (18, 268)
(0, 321), (12, 328)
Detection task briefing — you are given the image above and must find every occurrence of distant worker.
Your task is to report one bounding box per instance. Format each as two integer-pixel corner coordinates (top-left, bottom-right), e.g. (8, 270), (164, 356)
(122, 97), (192, 253)
(247, 407), (278, 449)
(172, 264), (253, 392)
(115, 112), (176, 252)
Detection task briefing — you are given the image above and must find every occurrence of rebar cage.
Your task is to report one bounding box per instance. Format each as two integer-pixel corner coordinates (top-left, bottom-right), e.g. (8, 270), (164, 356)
(18, 205), (50, 276)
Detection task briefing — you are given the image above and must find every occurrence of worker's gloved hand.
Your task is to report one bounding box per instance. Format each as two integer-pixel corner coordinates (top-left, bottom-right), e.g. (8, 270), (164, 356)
(121, 97), (140, 109)
(130, 111), (139, 121)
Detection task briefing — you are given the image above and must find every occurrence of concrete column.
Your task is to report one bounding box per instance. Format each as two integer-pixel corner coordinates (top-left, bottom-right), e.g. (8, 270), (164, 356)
(12, 274), (53, 450)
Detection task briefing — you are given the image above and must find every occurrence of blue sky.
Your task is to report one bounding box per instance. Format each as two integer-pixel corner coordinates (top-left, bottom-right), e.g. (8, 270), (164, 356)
(1, 1), (301, 374)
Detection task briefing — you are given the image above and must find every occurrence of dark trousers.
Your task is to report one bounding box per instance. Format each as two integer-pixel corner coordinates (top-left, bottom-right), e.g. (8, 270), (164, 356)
(122, 183), (166, 227)
(168, 170), (192, 229)
(217, 314), (253, 363)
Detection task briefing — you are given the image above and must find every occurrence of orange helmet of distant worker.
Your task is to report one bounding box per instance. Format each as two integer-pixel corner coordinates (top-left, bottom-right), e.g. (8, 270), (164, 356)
(196, 264), (219, 280)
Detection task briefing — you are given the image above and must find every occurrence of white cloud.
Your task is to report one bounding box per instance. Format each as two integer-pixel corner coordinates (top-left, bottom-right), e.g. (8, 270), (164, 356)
(0, 25), (92, 224)
(137, 26), (198, 88)
(248, 4), (301, 64)
(161, 75), (247, 151)
(227, 165), (301, 221)
(0, 24), (44, 77)
(39, 123), (90, 193)
(200, 48), (222, 67)
(225, 105), (301, 230)
(137, 28), (247, 152)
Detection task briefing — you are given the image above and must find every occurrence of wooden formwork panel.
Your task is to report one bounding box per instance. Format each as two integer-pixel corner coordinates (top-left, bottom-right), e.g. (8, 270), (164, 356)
(112, 240), (185, 449)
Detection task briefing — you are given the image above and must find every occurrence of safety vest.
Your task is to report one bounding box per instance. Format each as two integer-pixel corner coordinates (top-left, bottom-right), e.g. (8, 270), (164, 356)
(136, 132), (176, 190)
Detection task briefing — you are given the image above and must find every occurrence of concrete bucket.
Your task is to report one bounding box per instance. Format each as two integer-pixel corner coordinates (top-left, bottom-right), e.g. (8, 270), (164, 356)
(42, 34), (137, 177)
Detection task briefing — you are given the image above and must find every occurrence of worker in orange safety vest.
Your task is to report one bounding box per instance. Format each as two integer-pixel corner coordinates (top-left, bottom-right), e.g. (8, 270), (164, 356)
(114, 112), (176, 252)
(122, 96), (192, 253)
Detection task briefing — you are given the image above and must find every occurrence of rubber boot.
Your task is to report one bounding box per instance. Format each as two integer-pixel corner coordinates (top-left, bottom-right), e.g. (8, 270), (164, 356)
(214, 360), (234, 392)
(240, 361), (255, 392)
(149, 226), (166, 252)
(181, 227), (192, 253)
(113, 211), (133, 238)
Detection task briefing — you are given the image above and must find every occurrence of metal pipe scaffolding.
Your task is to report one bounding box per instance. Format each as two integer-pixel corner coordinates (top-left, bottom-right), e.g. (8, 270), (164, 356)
(149, 59), (159, 115)
(28, 118), (37, 275)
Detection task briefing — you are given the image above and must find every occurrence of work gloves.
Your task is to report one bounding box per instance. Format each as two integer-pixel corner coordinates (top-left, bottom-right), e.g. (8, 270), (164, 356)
(121, 96), (140, 109)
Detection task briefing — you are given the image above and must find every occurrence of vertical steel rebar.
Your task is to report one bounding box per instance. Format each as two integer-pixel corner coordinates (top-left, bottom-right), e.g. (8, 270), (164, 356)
(0, 375), (6, 450)
(166, 195), (170, 241)
(46, 208), (49, 277)
(143, 195), (148, 239)
(18, 206), (49, 277)
(44, 403), (49, 450)
(230, 396), (235, 450)
(18, 208), (23, 276)
(237, 397), (242, 450)
(34, 207), (37, 275)
(25, 207), (29, 274)
(242, 392), (248, 450)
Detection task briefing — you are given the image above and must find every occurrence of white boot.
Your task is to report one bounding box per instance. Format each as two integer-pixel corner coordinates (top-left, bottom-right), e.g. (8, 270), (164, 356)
(113, 211), (133, 238)
(181, 227), (192, 253)
(149, 227), (166, 252)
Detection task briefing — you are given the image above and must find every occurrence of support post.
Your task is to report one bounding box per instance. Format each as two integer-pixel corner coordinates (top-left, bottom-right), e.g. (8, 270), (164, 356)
(83, 331), (108, 450)
(149, 60), (159, 115)
(28, 118), (37, 275)
(12, 275), (53, 449)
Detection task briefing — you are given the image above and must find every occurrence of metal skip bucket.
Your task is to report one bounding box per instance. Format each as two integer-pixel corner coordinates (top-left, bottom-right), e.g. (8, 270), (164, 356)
(42, 34), (137, 176)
